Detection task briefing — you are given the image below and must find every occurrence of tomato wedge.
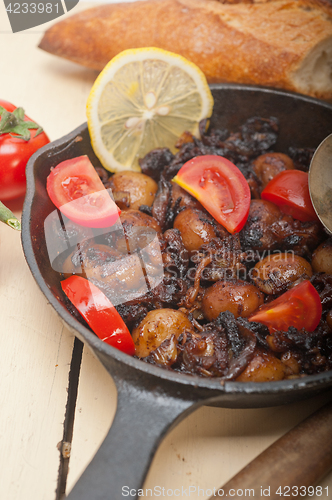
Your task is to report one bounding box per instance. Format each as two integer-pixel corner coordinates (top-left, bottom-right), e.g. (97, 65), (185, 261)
(249, 280), (322, 333)
(61, 276), (135, 355)
(47, 155), (120, 228)
(172, 155), (250, 234)
(261, 169), (318, 222)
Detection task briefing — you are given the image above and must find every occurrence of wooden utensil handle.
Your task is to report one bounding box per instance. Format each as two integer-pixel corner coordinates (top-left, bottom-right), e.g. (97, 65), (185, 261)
(212, 398), (332, 499)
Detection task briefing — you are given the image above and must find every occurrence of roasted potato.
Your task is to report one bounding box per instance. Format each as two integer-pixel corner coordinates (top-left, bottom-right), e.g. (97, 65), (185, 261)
(174, 208), (226, 254)
(253, 152), (294, 190)
(236, 348), (292, 382)
(108, 171), (158, 210)
(132, 308), (194, 358)
(311, 239), (332, 274)
(252, 252), (312, 294)
(171, 183), (202, 210)
(201, 279), (264, 321)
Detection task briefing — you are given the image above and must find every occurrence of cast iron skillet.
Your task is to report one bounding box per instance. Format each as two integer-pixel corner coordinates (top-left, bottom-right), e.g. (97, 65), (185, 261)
(22, 84), (332, 500)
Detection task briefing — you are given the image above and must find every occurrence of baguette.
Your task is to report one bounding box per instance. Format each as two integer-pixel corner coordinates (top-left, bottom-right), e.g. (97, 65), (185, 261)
(39, 0), (332, 100)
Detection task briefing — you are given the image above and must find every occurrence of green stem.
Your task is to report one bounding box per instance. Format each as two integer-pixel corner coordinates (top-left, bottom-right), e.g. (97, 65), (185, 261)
(0, 201), (21, 230)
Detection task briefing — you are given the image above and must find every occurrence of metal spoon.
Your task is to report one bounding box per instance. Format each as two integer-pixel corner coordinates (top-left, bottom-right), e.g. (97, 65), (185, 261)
(309, 133), (332, 235)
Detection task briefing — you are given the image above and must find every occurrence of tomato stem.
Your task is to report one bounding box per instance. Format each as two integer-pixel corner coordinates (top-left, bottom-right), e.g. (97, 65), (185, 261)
(0, 106), (43, 141)
(0, 201), (21, 231)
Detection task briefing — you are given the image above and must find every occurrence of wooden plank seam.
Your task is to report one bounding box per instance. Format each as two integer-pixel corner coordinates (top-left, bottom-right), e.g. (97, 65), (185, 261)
(56, 337), (84, 500)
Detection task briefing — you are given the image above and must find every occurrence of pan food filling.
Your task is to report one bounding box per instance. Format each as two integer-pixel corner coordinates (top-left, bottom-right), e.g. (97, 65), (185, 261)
(46, 116), (332, 382)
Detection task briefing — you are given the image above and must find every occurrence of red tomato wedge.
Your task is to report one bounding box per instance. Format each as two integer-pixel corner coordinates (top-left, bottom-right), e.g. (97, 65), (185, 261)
(172, 155), (250, 234)
(249, 280), (322, 333)
(47, 155), (120, 228)
(61, 276), (135, 355)
(261, 169), (318, 222)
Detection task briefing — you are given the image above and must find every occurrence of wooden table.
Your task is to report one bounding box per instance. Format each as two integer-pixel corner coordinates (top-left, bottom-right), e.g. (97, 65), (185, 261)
(1, 2), (332, 499)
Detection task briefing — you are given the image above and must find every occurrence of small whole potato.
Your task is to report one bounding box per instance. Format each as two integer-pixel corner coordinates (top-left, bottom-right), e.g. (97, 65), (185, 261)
(85, 253), (145, 291)
(236, 348), (291, 382)
(311, 239), (332, 274)
(240, 199), (283, 251)
(62, 250), (84, 278)
(115, 209), (161, 253)
(171, 183), (202, 210)
(327, 310), (332, 330)
(251, 252), (312, 294)
(201, 279), (264, 321)
(120, 209), (161, 234)
(252, 152), (294, 190)
(173, 208), (222, 254)
(109, 171), (158, 210)
(61, 243), (117, 278)
(132, 309), (194, 358)
(280, 351), (300, 376)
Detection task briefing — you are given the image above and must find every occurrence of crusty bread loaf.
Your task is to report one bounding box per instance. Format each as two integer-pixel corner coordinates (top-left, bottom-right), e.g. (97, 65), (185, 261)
(39, 0), (332, 100)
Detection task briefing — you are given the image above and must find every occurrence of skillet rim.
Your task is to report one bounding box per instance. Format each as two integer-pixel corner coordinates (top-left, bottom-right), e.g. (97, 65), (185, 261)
(21, 83), (332, 397)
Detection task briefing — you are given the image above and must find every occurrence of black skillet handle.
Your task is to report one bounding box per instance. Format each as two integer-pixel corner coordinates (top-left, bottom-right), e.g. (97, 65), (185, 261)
(66, 371), (200, 500)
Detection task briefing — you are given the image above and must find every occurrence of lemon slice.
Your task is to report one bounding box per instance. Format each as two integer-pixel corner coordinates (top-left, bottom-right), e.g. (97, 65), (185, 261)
(86, 47), (214, 172)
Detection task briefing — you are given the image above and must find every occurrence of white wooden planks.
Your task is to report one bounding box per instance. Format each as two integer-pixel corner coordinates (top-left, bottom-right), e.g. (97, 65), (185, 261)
(0, 217), (75, 500)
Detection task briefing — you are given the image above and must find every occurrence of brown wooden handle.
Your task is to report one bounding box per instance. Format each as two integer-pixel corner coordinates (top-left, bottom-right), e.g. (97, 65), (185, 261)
(212, 398), (332, 499)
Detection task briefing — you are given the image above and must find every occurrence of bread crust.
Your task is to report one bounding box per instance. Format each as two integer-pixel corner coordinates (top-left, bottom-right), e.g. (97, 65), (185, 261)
(38, 0), (332, 99)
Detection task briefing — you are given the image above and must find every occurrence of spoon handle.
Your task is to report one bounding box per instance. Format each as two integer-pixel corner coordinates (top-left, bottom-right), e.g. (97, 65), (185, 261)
(212, 398), (332, 499)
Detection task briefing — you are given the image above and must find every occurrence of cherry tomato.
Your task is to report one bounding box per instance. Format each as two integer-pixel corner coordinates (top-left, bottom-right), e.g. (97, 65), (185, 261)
(261, 169), (318, 222)
(0, 100), (50, 200)
(47, 155), (121, 228)
(61, 276), (135, 355)
(249, 280), (322, 333)
(172, 155), (251, 234)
